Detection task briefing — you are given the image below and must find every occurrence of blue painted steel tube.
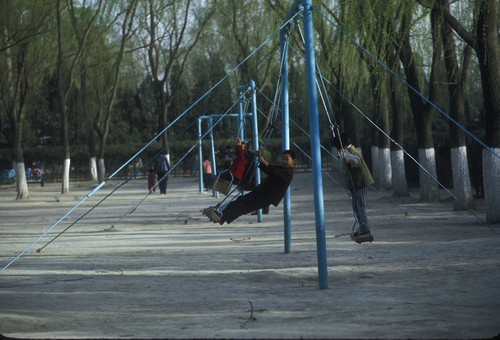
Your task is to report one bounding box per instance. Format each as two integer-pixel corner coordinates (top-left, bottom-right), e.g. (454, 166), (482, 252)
(238, 88), (245, 141)
(209, 116), (218, 198)
(302, 0), (328, 289)
(198, 117), (204, 192)
(249, 81), (262, 222)
(280, 29), (292, 254)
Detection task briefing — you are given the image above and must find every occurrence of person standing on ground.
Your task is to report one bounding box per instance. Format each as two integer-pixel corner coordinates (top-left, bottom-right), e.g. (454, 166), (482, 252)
(148, 167), (157, 193)
(202, 156), (213, 191)
(154, 153), (170, 195)
(332, 132), (374, 244)
(203, 149), (295, 225)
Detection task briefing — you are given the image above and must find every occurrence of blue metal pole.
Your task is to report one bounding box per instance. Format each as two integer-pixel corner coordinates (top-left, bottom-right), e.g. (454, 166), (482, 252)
(198, 117), (204, 193)
(249, 80), (262, 222)
(302, 0), (328, 289)
(209, 116), (218, 198)
(280, 29), (292, 254)
(238, 88), (245, 141)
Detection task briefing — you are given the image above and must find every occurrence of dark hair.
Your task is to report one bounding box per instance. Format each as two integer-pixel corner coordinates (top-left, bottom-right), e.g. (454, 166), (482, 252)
(282, 149), (296, 160)
(332, 132), (350, 149)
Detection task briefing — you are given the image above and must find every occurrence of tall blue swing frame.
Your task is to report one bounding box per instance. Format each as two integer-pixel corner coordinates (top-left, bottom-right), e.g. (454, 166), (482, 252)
(196, 0), (329, 289)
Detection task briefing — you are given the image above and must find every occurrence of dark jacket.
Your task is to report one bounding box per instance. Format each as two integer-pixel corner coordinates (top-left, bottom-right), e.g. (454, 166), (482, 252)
(253, 163), (294, 206)
(341, 145), (374, 190)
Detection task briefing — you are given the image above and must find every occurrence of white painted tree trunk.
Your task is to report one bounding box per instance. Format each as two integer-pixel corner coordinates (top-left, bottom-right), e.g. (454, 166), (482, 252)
(378, 148), (392, 189)
(391, 149), (409, 196)
(450, 146), (474, 211)
(483, 148), (500, 224)
(15, 162), (29, 199)
(418, 148), (439, 202)
(371, 145), (380, 186)
(61, 158), (70, 194)
(89, 157), (98, 181)
(97, 158), (105, 183)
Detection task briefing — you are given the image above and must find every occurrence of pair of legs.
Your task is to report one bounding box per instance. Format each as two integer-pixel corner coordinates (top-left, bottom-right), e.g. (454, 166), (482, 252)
(157, 171), (168, 194)
(348, 186), (371, 234)
(203, 173), (213, 190)
(220, 191), (271, 224)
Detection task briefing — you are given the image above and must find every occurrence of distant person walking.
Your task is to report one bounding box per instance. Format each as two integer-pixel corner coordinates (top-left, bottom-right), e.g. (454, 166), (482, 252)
(154, 154), (170, 195)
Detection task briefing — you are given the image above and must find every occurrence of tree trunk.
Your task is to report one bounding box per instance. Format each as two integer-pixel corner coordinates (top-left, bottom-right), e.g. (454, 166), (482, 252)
(15, 162), (29, 199)
(483, 148), (500, 223)
(62, 158), (70, 194)
(60, 104), (71, 194)
(2, 26), (30, 199)
(418, 148), (439, 202)
(57, 0), (70, 194)
(89, 157), (98, 181)
(451, 147), (474, 210)
(399, 10), (440, 202)
(14, 121), (29, 199)
(476, 0), (500, 222)
(441, 0), (500, 222)
(377, 83), (392, 190)
(439, 0), (474, 210)
(97, 158), (105, 183)
(391, 150), (408, 196)
(371, 145), (379, 186)
(88, 128), (98, 181)
(389, 60), (409, 196)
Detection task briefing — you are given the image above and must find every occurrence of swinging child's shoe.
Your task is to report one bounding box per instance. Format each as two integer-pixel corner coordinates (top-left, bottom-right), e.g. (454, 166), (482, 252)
(202, 206), (222, 224)
(351, 230), (374, 244)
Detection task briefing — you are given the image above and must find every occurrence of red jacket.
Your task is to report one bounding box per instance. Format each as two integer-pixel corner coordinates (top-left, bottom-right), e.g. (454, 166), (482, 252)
(230, 144), (248, 180)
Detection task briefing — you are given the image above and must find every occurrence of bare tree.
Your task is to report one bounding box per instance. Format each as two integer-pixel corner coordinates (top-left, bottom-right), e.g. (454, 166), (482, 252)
(0, 1), (54, 199)
(91, 0), (139, 182)
(55, 0), (103, 193)
(141, 0), (213, 155)
(436, 0), (474, 210)
(399, 6), (442, 202)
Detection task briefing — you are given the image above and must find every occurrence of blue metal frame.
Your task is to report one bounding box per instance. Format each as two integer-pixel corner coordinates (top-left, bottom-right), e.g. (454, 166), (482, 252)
(280, 29), (292, 254)
(302, 0), (328, 289)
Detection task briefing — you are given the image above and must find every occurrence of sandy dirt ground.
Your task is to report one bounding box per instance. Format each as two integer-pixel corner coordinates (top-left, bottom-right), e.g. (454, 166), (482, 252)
(0, 172), (499, 339)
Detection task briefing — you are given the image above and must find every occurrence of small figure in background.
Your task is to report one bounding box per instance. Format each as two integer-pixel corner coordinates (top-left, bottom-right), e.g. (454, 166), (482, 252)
(202, 156), (213, 191)
(148, 167), (157, 193)
(154, 153), (170, 195)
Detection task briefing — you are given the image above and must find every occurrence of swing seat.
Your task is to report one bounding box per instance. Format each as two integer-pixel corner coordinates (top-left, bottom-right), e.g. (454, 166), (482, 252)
(209, 173), (233, 195)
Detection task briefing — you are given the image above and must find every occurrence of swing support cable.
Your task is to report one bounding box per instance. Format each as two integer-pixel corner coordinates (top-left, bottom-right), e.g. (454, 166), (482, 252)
(313, 7), (500, 162)
(324, 75), (487, 225)
(37, 76), (251, 254)
(287, 33), (485, 225)
(119, 97), (244, 222)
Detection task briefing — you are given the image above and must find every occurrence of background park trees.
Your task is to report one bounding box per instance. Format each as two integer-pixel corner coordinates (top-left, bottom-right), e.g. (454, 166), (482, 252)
(0, 0), (498, 222)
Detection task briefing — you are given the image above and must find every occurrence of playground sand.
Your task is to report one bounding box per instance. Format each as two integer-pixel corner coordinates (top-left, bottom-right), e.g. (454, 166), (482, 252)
(0, 172), (499, 339)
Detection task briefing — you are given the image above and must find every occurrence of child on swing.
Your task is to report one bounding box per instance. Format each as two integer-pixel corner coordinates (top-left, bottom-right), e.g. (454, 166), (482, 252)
(203, 149), (296, 225)
(217, 137), (248, 184)
(332, 132), (374, 243)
